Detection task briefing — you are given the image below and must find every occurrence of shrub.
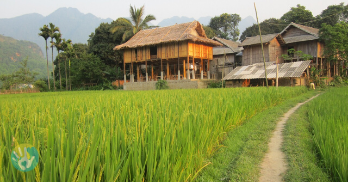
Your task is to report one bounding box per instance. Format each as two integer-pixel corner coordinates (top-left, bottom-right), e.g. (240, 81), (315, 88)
(156, 80), (169, 90)
(34, 80), (48, 92)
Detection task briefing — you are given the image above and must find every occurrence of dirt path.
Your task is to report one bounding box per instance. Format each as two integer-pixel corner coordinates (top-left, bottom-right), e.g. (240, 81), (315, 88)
(259, 94), (321, 182)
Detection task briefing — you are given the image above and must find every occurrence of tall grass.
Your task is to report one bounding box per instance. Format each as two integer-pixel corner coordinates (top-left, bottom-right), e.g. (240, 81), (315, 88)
(307, 87), (348, 182)
(0, 87), (307, 181)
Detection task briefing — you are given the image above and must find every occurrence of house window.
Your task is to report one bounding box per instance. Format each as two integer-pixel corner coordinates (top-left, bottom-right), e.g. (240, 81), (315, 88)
(150, 46), (157, 59)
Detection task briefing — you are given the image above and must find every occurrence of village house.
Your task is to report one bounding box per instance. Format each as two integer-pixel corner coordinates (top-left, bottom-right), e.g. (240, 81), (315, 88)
(223, 22), (327, 87)
(114, 21), (222, 90)
(211, 37), (243, 80)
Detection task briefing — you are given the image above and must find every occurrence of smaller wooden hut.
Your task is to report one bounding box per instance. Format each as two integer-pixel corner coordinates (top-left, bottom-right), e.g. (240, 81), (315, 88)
(114, 21), (222, 85)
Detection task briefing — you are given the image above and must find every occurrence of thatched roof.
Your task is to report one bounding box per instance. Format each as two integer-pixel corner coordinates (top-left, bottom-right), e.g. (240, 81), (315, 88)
(114, 21), (222, 50)
(241, 34), (284, 46)
(212, 37), (243, 53)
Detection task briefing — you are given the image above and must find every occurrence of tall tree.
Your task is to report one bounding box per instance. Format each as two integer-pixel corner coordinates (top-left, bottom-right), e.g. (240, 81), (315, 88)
(314, 3), (348, 28)
(209, 13), (241, 41)
(61, 39), (72, 90)
(110, 5), (156, 42)
(280, 4), (314, 26)
(240, 18), (286, 42)
(202, 25), (216, 39)
(38, 24), (51, 90)
(52, 33), (63, 90)
(48, 23), (60, 91)
(320, 22), (348, 67)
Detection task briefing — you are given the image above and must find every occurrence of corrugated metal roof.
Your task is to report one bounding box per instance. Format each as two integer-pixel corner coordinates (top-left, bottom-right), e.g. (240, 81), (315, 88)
(223, 61), (311, 80)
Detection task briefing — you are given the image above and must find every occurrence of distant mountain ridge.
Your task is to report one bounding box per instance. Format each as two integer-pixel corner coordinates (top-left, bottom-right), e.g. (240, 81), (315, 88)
(0, 7), (113, 58)
(0, 35), (49, 79)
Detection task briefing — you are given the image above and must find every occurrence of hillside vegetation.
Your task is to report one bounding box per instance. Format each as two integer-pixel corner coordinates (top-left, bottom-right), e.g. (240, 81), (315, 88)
(0, 35), (49, 79)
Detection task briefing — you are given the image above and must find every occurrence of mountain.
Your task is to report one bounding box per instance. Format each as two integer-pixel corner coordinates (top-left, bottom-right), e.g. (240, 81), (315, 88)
(0, 7), (113, 58)
(0, 35), (49, 79)
(239, 16), (257, 34)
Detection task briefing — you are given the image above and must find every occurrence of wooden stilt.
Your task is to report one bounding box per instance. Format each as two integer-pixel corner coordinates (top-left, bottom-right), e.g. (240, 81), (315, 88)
(137, 64), (140, 82)
(183, 59), (186, 79)
(167, 61), (169, 80)
(151, 62), (154, 81)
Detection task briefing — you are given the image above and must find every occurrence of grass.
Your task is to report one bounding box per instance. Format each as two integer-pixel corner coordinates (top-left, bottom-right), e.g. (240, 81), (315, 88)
(282, 99), (331, 182)
(0, 87), (308, 181)
(197, 90), (319, 181)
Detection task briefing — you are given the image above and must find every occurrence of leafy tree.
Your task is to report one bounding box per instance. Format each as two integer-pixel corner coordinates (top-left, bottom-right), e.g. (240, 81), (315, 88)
(110, 5), (156, 42)
(281, 48), (313, 62)
(280, 4), (314, 26)
(61, 38), (72, 90)
(208, 13), (241, 41)
(202, 25), (216, 39)
(0, 57), (38, 89)
(52, 32), (63, 90)
(240, 18), (286, 42)
(48, 23), (60, 90)
(38, 24), (51, 90)
(88, 21), (123, 67)
(320, 22), (348, 69)
(314, 3), (348, 28)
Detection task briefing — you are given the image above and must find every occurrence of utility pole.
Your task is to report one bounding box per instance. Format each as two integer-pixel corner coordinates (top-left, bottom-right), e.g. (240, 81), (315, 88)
(254, 2), (268, 88)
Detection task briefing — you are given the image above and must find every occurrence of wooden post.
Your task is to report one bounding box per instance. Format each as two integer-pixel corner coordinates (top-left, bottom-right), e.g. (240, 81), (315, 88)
(137, 64), (140, 82)
(167, 61), (169, 80)
(183, 59), (186, 79)
(151, 62), (154, 81)
(254, 2), (268, 88)
(187, 42), (190, 79)
(192, 42), (195, 79)
(123, 56), (126, 83)
(276, 56), (279, 89)
(145, 59), (148, 82)
(208, 59), (210, 79)
(201, 58), (203, 79)
(161, 59), (163, 80)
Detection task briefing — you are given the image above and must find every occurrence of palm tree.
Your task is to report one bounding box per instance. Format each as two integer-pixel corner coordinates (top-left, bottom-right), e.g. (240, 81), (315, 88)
(49, 23), (59, 91)
(61, 39), (72, 90)
(38, 24), (51, 90)
(110, 5), (156, 42)
(52, 33), (63, 90)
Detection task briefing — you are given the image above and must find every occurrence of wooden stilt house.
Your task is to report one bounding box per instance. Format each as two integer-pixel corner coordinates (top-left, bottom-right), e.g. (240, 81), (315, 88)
(114, 21), (222, 84)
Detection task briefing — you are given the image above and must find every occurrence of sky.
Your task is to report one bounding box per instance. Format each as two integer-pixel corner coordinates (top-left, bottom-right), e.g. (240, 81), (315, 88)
(0, 0), (345, 24)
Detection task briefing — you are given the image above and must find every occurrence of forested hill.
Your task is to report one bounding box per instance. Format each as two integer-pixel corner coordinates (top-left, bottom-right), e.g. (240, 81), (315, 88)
(0, 35), (49, 79)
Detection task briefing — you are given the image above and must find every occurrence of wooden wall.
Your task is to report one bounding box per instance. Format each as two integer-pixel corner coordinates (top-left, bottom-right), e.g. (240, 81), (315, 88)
(123, 41), (214, 63)
(282, 40), (318, 57)
(268, 38), (283, 63)
(242, 44), (270, 66)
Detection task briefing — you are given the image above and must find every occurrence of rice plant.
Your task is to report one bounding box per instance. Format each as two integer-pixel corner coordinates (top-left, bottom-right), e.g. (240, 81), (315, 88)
(0, 87), (307, 181)
(307, 87), (348, 182)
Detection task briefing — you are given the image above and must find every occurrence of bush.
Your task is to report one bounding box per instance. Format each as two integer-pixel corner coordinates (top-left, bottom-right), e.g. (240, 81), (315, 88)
(156, 80), (169, 90)
(34, 80), (48, 92)
(207, 80), (225, 88)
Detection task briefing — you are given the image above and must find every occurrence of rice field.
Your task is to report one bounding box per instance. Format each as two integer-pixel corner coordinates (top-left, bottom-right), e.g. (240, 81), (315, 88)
(0, 87), (307, 181)
(307, 87), (348, 182)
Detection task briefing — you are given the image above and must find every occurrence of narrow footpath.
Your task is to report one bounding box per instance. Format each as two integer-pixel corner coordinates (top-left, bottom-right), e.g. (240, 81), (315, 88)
(259, 94), (321, 182)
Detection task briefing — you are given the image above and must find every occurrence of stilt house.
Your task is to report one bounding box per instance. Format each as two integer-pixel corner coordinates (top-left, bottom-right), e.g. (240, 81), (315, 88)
(114, 21), (222, 86)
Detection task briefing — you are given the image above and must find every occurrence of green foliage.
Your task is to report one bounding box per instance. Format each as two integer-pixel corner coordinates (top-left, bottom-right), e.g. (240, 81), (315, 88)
(320, 22), (348, 63)
(314, 3), (348, 28)
(207, 80), (225, 88)
(0, 57), (38, 89)
(155, 79), (169, 90)
(34, 79), (48, 92)
(280, 4), (315, 26)
(0, 87), (307, 181)
(309, 67), (327, 88)
(307, 88), (348, 181)
(281, 48), (313, 61)
(110, 5), (156, 42)
(208, 13), (241, 41)
(239, 18), (287, 42)
(88, 21), (123, 66)
(202, 25), (216, 39)
(0, 35), (49, 79)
